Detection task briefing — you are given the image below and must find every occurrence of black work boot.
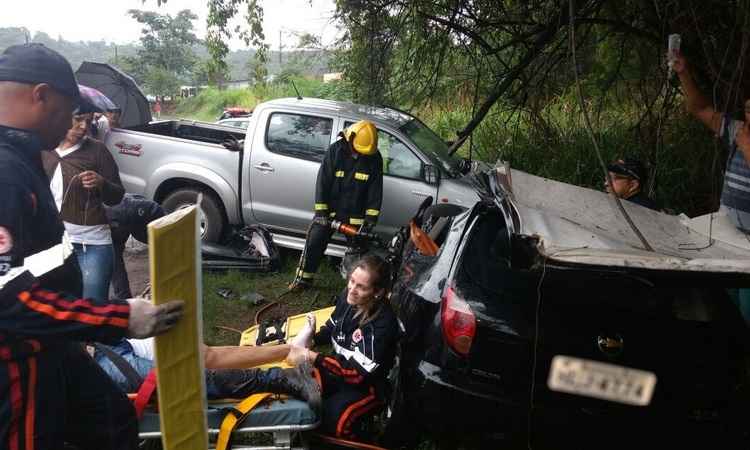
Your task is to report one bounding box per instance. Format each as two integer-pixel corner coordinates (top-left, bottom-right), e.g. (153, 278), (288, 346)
(208, 365), (321, 412)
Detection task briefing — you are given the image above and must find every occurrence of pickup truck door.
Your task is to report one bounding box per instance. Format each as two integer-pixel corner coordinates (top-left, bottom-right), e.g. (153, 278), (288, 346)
(379, 130), (439, 236)
(247, 110), (339, 234)
(342, 122), (439, 237)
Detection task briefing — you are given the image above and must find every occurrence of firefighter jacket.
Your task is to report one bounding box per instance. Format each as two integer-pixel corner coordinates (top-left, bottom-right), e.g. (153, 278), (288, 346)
(0, 125), (131, 362)
(314, 138), (383, 227)
(313, 289), (400, 397)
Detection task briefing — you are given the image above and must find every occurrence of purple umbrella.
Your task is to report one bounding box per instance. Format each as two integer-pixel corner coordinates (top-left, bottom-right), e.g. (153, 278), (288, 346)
(77, 84), (118, 114)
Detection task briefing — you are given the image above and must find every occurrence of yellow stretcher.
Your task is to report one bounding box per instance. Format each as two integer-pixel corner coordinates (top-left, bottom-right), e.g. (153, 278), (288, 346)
(136, 301), (331, 450)
(238, 306), (335, 367)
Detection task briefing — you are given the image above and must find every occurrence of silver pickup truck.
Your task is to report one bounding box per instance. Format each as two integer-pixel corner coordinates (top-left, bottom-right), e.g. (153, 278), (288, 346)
(103, 97), (481, 256)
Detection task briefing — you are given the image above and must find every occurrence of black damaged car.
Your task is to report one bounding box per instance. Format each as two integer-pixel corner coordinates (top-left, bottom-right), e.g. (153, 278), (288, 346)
(383, 167), (750, 449)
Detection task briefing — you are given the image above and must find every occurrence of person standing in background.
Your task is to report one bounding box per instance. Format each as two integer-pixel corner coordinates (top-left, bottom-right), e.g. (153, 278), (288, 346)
(41, 111), (125, 302)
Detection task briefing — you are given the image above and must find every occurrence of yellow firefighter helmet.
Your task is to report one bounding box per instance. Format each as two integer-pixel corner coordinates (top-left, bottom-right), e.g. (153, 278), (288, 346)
(343, 120), (378, 155)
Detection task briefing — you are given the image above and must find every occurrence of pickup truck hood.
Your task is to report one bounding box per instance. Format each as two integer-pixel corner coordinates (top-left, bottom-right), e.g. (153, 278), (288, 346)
(75, 62), (152, 128)
(494, 165), (750, 275)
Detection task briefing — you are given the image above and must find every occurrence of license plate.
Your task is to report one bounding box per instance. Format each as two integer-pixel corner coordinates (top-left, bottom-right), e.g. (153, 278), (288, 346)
(547, 355), (657, 406)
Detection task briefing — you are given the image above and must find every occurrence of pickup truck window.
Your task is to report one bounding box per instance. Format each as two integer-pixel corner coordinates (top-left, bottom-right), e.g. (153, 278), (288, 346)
(266, 113), (333, 162)
(378, 130), (422, 179)
(399, 119), (461, 177)
(345, 121), (423, 180)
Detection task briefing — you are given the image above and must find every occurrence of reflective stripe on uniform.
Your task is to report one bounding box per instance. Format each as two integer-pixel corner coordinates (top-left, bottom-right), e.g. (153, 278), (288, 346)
(297, 269), (315, 279)
(335, 170), (345, 178)
(354, 172), (369, 181)
(349, 218), (364, 225)
(315, 203), (329, 211)
(331, 339), (379, 373)
(0, 236), (74, 289)
(365, 209), (380, 216)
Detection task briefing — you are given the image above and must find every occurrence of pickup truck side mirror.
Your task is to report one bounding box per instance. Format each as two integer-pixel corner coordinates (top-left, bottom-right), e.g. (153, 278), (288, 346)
(423, 164), (440, 185)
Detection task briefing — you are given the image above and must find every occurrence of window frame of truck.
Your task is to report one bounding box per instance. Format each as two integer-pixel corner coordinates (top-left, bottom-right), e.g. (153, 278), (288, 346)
(245, 108), (341, 235)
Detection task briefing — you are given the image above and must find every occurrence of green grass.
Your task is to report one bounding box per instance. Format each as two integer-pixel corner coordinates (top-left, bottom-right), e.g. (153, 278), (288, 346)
(173, 77), (353, 123)
(201, 248), (342, 346)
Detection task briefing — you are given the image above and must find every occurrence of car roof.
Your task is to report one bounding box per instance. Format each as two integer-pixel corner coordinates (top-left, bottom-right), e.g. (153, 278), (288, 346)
(260, 97), (416, 129)
(498, 167), (750, 275)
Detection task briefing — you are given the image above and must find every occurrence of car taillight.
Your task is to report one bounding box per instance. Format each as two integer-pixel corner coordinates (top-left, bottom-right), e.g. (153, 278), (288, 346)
(441, 285), (476, 356)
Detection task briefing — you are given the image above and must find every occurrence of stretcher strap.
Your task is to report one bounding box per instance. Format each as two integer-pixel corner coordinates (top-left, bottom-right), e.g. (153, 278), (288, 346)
(134, 370), (157, 420)
(215, 393), (272, 450)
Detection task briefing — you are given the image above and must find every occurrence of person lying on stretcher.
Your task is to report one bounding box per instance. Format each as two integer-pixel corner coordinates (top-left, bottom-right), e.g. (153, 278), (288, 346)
(91, 338), (321, 408)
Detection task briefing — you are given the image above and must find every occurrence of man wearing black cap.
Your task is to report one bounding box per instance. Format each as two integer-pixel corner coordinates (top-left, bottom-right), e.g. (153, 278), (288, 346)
(0, 44), (184, 450)
(604, 157), (660, 210)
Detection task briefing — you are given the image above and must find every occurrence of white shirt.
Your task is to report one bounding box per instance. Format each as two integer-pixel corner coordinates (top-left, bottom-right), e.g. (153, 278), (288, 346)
(128, 337), (155, 361)
(50, 143), (112, 245)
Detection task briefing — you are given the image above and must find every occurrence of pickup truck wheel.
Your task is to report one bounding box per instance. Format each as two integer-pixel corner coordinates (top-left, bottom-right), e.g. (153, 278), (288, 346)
(161, 188), (226, 243)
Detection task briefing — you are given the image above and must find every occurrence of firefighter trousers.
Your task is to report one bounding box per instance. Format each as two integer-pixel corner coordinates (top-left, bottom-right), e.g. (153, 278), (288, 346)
(296, 220), (335, 282)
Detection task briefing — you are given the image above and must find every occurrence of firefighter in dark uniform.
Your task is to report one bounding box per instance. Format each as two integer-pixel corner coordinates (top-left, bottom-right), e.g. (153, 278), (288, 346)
(290, 120), (383, 290)
(0, 44), (183, 450)
(287, 254), (399, 439)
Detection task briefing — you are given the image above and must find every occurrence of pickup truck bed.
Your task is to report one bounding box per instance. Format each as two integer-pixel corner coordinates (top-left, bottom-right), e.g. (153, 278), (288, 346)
(129, 120), (246, 146)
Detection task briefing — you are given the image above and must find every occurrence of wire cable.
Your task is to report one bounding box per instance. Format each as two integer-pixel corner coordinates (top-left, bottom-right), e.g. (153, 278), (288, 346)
(568, 0), (654, 252)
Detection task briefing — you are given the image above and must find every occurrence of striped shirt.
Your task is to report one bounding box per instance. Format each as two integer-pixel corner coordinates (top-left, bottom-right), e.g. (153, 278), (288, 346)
(720, 116), (750, 231)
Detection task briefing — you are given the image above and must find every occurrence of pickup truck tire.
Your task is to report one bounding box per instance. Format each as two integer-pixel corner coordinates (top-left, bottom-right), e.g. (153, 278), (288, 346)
(161, 188), (226, 243)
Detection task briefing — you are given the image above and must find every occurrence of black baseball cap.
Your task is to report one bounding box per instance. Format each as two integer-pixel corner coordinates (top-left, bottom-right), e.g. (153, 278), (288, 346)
(607, 157), (646, 181)
(0, 43), (80, 102)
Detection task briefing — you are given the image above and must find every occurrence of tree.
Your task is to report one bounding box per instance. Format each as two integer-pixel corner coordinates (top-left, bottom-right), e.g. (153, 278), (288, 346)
(333, 0), (750, 154)
(205, 0), (268, 86)
(144, 66), (181, 99)
(127, 8), (200, 96)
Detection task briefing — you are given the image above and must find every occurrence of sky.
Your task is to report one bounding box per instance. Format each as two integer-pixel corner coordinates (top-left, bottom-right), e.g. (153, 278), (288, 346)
(2, 0), (339, 50)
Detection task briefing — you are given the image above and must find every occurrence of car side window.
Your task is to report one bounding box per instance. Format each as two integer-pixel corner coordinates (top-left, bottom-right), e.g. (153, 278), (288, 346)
(344, 122), (422, 179)
(266, 113), (333, 162)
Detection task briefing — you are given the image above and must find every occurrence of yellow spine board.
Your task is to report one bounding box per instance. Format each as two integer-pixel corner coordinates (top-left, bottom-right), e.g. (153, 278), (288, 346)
(148, 205), (208, 450)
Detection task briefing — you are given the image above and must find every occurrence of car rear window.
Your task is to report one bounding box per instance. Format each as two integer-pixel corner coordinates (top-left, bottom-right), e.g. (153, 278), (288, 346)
(266, 113), (333, 162)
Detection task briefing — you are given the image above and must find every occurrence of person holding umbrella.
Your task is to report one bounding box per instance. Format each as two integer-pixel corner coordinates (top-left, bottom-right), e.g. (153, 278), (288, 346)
(75, 84), (120, 141)
(40, 86), (125, 302)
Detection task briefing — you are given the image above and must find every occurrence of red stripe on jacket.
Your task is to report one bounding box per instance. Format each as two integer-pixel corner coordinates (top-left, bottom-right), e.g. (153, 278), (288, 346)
(17, 290), (129, 328)
(35, 289), (129, 315)
(321, 356), (364, 384)
(1, 346), (23, 450)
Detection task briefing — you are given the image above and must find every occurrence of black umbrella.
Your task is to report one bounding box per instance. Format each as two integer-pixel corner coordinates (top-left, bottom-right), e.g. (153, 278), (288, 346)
(75, 62), (152, 128)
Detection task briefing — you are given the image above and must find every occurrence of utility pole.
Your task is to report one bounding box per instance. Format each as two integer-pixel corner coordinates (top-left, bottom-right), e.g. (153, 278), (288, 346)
(114, 45), (118, 65)
(279, 30), (282, 66)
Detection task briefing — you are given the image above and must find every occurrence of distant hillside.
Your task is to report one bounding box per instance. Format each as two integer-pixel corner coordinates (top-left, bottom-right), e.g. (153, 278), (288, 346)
(0, 27), (331, 82)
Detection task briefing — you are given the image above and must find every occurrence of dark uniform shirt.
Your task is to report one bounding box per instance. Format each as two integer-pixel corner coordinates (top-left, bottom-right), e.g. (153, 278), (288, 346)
(313, 289), (400, 396)
(626, 191), (660, 211)
(0, 125), (130, 361)
(314, 139), (384, 226)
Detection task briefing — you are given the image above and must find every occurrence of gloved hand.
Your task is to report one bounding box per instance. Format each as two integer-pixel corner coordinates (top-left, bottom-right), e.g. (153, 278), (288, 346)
(126, 298), (184, 339)
(359, 221), (374, 236)
(286, 345), (313, 366)
(313, 215), (330, 228)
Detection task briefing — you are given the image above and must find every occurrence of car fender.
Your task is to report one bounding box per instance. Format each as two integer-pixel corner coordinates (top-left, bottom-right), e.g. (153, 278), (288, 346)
(147, 163), (240, 224)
